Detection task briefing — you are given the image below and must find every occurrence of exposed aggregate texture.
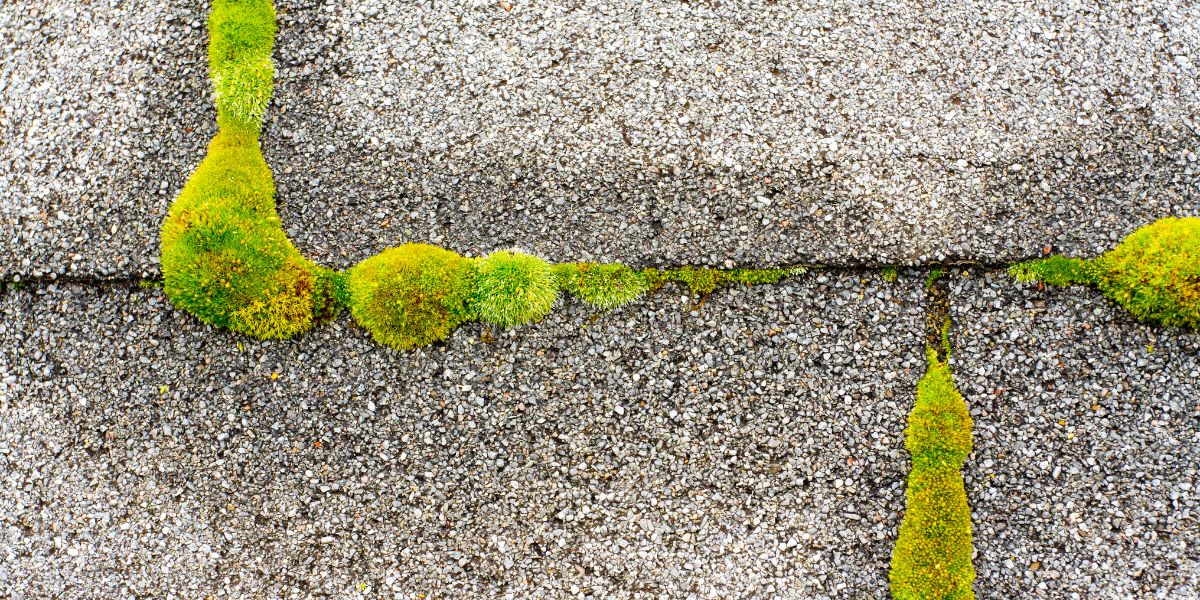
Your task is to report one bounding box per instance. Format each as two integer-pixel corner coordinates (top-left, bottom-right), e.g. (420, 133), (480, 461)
(3, 273), (926, 598)
(950, 270), (1200, 599)
(3, 0), (1199, 277)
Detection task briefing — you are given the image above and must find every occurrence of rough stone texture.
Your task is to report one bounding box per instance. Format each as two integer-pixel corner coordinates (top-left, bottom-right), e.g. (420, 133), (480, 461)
(0, 0), (211, 279)
(4, 1), (1199, 278)
(1, 272), (925, 598)
(950, 270), (1200, 599)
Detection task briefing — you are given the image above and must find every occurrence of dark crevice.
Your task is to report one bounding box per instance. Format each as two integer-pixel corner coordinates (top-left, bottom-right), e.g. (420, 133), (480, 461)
(924, 271), (952, 362)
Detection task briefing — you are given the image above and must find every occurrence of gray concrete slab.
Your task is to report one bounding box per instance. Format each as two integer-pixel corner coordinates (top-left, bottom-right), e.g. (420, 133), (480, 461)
(1, 272), (926, 598)
(950, 270), (1200, 598)
(4, 1), (1198, 278)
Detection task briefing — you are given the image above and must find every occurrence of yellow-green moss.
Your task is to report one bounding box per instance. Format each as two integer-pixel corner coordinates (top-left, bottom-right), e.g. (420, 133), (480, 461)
(345, 244), (476, 351)
(161, 130), (329, 339)
(890, 348), (976, 600)
(648, 266), (801, 296)
(208, 0), (276, 132)
(475, 249), (558, 327)
(1008, 256), (1094, 287)
(1009, 218), (1199, 329)
(555, 262), (649, 309)
(1091, 217), (1200, 329)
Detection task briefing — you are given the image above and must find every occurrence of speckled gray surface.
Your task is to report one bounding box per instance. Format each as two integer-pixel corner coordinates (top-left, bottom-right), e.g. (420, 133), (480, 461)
(1, 272), (927, 598)
(3, 0), (1199, 278)
(950, 270), (1200, 599)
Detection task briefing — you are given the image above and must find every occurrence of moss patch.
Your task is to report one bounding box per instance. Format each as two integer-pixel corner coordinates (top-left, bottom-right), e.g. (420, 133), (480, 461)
(161, 129), (331, 339)
(345, 244), (476, 351)
(1091, 217), (1200, 329)
(208, 0), (276, 132)
(645, 266), (801, 296)
(475, 249), (558, 327)
(554, 262), (649, 309)
(1009, 217), (1199, 329)
(890, 347), (976, 600)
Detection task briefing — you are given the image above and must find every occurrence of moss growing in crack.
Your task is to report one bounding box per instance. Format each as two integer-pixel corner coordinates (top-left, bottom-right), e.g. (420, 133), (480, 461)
(648, 266), (802, 296)
(924, 267), (946, 291)
(555, 262), (650, 309)
(890, 347), (976, 600)
(161, 129), (331, 339)
(475, 249), (557, 327)
(1008, 256), (1094, 287)
(882, 266), (900, 283)
(208, 0), (276, 132)
(1091, 217), (1200, 329)
(345, 244), (476, 351)
(1009, 218), (1199, 329)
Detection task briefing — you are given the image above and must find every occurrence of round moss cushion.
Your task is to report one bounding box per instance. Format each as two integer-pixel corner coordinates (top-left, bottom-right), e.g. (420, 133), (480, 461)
(1092, 217), (1199, 329)
(346, 243), (476, 350)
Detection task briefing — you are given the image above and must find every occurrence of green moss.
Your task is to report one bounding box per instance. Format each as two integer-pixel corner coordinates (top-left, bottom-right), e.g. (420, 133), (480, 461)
(654, 266), (801, 296)
(925, 267), (946, 290)
(1008, 218), (1199, 329)
(475, 249), (558, 327)
(556, 262), (650, 309)
(208, 0), (276, 132)
(882, 266), (900, 283)
(1090, 217), (1200, 329)
(890, 348), (976, 600)
(1008, 256), (1094, 287)
(345, 244), (476, 350)
(161, 130), (330, 340)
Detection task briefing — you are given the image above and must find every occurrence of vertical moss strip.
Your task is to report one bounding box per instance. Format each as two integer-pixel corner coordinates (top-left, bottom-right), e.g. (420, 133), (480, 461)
(890, 275), (976, 599)
(161, 0), (334, 339)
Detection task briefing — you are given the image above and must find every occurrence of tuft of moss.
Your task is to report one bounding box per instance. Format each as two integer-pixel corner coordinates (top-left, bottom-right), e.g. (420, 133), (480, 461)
(345, 244), (476, 351)
(654, 266), (800, 296)
(1008, 256), (1094, 287)
(890, 348), (976, 600)
(1090, 217), (1200, 329)
(1008, 218), (1199, 329)
(882, 266), (900, 283)
(475, 249), (558, 327)
(161, 129), (331, 339)
(555, 262), (649, 309)
(208, 0), (276, 132)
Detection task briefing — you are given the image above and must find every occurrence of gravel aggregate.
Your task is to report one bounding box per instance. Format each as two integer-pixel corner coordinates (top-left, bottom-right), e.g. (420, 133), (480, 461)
(950, 270), (1200, 599)
(4, 1), (1199, 278)
(2, 272), (926, 598)
(0, 0), (211, 279)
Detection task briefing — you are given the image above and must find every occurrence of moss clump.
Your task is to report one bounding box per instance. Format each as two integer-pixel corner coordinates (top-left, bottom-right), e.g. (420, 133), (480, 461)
(1008, 256), (1094, 287)
(882, 266), (900, 283)
(555, 262), (650, 309)
(208, 0), (276, 132)
(651, 266), (799, 296)
(1009, 218), (1199, 329)
(475, 249), (557, 327)
(1091, 217), (1200, 329)
(890, 348), (976, 600)
(161, 129), (330, 339)
(345, 244), (476, 350)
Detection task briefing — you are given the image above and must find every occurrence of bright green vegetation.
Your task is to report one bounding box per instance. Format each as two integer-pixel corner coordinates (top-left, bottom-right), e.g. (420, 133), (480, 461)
(924, 267), (946, 290)
(208, 0), (276, 132)
(882, 266), (900, 283)
(475, 249), (558, 327)
(161, 129), (333, 340)
(645, 266), (803, 296)
(161, 0), (334, 340)
(345, 244), (476, 350)
(1091, 217), (1199, 329)
(554, 263), (650, 309)
(1009, 217), (1199, 329)
(1009, 256), (1094, 286)
(890, 346), (976, 600)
